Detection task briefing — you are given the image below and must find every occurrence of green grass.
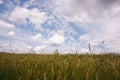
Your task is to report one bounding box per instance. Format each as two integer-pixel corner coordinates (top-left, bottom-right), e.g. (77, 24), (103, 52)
(0, 52), (120, 80)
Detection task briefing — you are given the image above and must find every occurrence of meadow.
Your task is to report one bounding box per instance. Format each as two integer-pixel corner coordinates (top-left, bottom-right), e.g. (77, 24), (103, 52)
(0, 52), (120, 80)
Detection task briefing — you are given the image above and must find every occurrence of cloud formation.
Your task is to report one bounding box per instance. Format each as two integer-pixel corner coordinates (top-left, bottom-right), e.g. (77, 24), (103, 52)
(46, 34), (65, 46)
(9, 6), (48, 28)
(29, 8), (48, 29)
(8, 31), (16, 37)
(9, 7), (29, 24)
(34, 45), (45, 53)
(31, 33), (42, 41)
(0, 0), (120, 53)
(52, 0), (120, 52)
(54, 0), (120, 22)
(0, 19), (14, 28)
(79, 34), (92, 41)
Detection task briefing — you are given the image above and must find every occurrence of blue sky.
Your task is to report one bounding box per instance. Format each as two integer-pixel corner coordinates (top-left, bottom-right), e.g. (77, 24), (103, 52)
(0, 0), (120, 53)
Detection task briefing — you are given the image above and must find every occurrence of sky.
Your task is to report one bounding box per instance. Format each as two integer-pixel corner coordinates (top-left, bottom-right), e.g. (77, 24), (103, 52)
(0, 0), (120, 53)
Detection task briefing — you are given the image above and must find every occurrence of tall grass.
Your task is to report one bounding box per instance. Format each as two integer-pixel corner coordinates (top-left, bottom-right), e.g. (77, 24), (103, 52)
(0, 52), (120, 80)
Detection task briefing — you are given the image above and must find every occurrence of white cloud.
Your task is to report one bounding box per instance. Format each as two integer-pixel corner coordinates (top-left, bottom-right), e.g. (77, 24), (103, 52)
(87, 40), (99, 46)
(80, 48), (89, 53)
(9, 7), (29, 24)
(99, 17), (120, 52)
(34, 45), (45, 53)
(0, 40), (31, 53)
(31, 33), (42, 41)
(9, 6), (48, 29)
(0, 0), (3, 4)
(51, 0), (120, 52)
(53, 0), (94, 22)
(53, 0), (120, 23)
(84, 15), (120, 52)
(0, 41), (10, 52)
(79, 34), (92, 41)
(0, 19), (14, 28)
(8, 31), (15, 37)
(46, 33), (65, 46)
(27, 46), (32, 50)
(29, 8), (48, 29)
(0, 20), (14, 36)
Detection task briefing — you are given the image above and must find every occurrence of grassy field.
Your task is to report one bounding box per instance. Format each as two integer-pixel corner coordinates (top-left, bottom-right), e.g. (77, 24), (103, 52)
(0, 52), (120, 80)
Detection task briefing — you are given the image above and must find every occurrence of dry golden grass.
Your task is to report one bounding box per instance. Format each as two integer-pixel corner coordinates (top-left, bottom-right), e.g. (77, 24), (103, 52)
(0, 52), (120, 80)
